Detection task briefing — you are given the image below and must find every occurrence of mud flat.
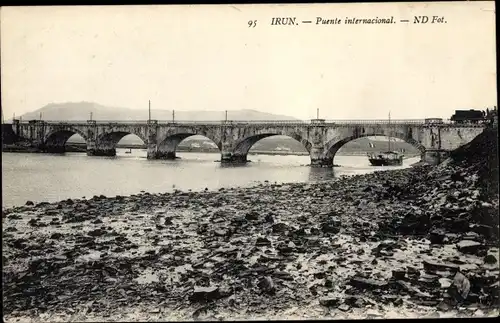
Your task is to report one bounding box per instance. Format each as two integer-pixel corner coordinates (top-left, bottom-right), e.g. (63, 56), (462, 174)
(3, 130), (499, 322)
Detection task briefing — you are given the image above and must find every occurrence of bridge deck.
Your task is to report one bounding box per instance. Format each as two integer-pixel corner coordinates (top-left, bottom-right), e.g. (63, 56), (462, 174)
(8, 119), (490, 127)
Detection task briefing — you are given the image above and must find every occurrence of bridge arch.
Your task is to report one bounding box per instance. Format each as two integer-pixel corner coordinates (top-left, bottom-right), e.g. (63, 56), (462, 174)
(232, 133), (312, 156)
(43, 128), (88, 153)
(97, 131), (148, 147)
(155, 132), (222, 159)
(324, 133), (426, 161)
(92, 131), (148, 157)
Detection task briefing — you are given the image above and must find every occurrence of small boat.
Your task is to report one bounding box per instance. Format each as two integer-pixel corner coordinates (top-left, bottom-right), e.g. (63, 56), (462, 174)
(368, 151), (404, 166)
(125, 148), (132, 154)
(368, 111), (404, 166)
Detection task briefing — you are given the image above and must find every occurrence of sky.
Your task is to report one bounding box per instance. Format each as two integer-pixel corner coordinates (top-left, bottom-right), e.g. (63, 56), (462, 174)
(1, 2), (497, 121)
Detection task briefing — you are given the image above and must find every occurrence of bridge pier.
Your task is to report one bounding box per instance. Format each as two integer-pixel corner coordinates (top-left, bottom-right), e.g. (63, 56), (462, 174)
(87, 147), (116, 157)
(422, 149), (450, 165)
(309, 145), (333, 167)
(44, 145), (67, 154)
(150, 151), (178, 160)
(310, 158), (334, 168)
(221, 153), (248, 164)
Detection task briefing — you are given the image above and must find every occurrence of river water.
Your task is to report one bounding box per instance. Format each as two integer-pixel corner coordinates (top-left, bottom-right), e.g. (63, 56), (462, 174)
(2, 149), (419, 208)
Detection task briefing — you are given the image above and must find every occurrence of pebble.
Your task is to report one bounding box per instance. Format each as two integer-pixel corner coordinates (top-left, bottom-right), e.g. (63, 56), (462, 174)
(2, 128), (498, 320)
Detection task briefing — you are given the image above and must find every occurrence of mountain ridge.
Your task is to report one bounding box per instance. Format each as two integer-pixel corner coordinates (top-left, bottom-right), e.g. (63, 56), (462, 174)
(15, 102), (301, 121)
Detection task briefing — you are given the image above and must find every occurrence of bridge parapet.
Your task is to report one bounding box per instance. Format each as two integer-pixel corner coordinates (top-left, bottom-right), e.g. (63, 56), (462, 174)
(17, 118), (489, 127)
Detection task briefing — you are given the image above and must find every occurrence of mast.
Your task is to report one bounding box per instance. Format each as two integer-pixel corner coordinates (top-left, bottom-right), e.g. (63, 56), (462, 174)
(148, 100), (151, 122)
(388, 111), (391, 151)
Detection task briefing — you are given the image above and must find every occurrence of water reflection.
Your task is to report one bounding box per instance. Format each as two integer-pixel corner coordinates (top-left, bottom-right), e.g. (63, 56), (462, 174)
(308, 167), (335, 182)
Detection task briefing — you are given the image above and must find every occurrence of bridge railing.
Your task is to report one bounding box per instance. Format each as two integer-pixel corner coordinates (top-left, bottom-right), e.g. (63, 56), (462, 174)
(10, 118), (484, 126)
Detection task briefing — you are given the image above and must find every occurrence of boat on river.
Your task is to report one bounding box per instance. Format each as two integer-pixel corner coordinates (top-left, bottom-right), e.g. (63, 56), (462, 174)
(367, 111), (404, 166)
(368, 151), (403, 166)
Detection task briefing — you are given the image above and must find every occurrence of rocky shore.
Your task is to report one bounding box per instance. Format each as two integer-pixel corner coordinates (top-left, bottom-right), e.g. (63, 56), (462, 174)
(2, 129), (499, 321)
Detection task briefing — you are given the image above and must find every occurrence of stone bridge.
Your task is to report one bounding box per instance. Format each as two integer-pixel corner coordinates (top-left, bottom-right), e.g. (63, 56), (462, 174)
(9, 119), (487, 166)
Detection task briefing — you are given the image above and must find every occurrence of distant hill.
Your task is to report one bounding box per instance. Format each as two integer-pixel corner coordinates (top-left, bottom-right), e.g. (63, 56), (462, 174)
(15, 102), (301, 122)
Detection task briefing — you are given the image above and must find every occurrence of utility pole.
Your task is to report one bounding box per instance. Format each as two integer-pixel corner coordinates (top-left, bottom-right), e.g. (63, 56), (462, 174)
(172, 110), (175, 123)
(317, 108), (319, 119)
(148, 100), (151, 122)
(40, 112), (42, 121)
(225, 110), (228, 122)
(90, 112), (93, 121)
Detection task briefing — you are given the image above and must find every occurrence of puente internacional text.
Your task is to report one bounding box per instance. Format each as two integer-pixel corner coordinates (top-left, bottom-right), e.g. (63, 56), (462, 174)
(8, 118), (486, 167)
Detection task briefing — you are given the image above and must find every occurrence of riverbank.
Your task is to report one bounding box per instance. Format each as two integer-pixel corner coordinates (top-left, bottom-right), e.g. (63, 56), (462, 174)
(2, 130), (498, 321)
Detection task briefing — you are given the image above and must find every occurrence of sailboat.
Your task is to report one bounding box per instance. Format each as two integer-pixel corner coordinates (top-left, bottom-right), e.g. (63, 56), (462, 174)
(367, 112), (404, 166)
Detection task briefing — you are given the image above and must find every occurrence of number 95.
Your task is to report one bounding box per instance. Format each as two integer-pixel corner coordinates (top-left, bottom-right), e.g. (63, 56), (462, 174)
(248, 20), (257, 28)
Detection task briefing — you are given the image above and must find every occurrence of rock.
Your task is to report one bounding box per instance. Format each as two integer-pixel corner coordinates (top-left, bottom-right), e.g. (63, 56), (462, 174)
(471, 224), (496, 238)
(338, 304), (350, 311)
(484, 254), (497, 264)
(392, 297), (403, 306)
(392, 270), (406, 280)
(257, 276), (275, 294)
(319, 297), (340, 307)
(344, 295), (365, 307)
(27, 219), (39, 226)
(189, 286), (221, 303)
(448, 272), (470, 301)
(25, 201), (34, 206)
(88, 229), (106, 237)
(50, 233), (63, 239)
(245, 211), (259, 221)
(439, 278), (453, 289)
(272, 223), (289, 233)
(320, 218), (341, 234)
(456, 240), (482, 255)
(423, 260), (459, 273)
(214, 229), (228, 237)
(349, 277), (388, 290)
(437, 300), (454, 311)
(429, 229), (446, 244)
(256, 237), (271, 246)
(265, 213), (274, 223)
